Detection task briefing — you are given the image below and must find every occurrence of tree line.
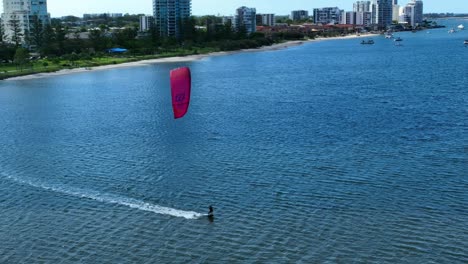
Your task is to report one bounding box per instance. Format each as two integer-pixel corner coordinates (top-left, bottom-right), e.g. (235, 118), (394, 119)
(1, 15), (308, 65)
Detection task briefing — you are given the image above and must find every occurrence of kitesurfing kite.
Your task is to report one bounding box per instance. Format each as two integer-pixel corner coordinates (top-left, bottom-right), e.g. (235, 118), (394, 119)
(170, 67), (191, 119)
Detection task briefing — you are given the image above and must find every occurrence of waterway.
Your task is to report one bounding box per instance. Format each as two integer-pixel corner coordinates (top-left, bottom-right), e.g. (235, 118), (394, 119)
(0, 19), (467, 263)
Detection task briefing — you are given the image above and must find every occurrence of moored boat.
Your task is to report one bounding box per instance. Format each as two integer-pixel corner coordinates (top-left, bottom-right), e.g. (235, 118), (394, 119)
(361, 39), (374, 45)
(458, 24), (465, 30)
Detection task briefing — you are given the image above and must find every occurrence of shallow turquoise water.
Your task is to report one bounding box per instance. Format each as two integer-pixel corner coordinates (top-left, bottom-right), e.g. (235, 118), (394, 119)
(0, 19), (467, 263)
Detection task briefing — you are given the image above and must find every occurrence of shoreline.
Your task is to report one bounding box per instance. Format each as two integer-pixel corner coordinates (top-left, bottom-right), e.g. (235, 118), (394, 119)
(4, 33), (377, 81)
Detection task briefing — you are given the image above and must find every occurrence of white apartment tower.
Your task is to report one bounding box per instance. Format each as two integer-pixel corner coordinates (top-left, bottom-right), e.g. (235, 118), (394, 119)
(403, 0), (423, 27)
(313, 7), (343, 25)
(258, 14), (275, 27)
(139, 16), (155, 32)
(235, 6), (256, 34)
(153, 0), (191, 38)
(1, 0), (50, 44)
(353, 1), (372, 26)
(353, 1), (371, 12)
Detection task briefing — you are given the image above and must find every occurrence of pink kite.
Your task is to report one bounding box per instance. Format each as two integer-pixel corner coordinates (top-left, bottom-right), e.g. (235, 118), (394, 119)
(170, 67), (191, 119)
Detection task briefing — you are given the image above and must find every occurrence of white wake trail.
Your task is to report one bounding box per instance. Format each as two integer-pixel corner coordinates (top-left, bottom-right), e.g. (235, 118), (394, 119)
(1, 172), (202, 219)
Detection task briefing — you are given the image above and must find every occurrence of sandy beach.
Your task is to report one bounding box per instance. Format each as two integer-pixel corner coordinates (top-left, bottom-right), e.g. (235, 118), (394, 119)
(4, 33), (377, 81)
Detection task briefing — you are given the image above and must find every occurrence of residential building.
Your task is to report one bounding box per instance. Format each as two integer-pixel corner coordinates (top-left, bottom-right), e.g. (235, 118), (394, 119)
(290, 10), (309, 21)
(139, 16), (154, 32)
(235, 6), (256, 34)
(356, 11), (372, 26)
(392, 4), (400, 22)
(222, 16), (234, 27)
(1, 0), (50, 44)
(353, 1), (371, 12)
(313, 7), (343, 25)
(403, 0), (423, 27)
(372, 0), (393, 29)
(343, 11), (356, 25)
(256, 14), (275, 26)
(153, 0), (191, 37)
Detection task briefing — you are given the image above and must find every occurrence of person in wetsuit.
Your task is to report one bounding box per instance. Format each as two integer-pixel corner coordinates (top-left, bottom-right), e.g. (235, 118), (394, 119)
(208, 206), (214, 217)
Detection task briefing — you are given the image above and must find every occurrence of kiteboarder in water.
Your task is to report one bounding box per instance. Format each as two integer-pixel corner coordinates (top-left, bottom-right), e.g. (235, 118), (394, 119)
(208, 206), (214, 217)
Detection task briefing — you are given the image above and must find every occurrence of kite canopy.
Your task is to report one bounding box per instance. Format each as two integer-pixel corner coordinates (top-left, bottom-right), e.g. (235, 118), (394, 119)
(170, 67), (191, 119)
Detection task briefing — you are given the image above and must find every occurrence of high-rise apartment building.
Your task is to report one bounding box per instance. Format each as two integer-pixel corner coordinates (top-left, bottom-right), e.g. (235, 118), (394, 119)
(372, 0), (393, 29)
(313, 7), (343, 25)
(1, 0), (50, 44)
(353, 1), (371, 12)
(392, 3), (400, 22)
(403, 0), (423, 27)
(356, 11), (373, 26)
(235, 6), (256, 34)
(290, 10), (309, 21)
(139, 16), (155, 32)
(256, 14), (275, 27)
(153, 0), (191, 37)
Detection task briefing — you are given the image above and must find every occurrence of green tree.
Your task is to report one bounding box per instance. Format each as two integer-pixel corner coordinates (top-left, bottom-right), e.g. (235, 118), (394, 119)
(0, 22), (5, 43)
(8, 18), (23, 47)
(55, 24), (68, 54)
(113, 27), (137, 47)
(41, 24), (57, 56)
(28, 15), (44, 50)
(14, 47), (29, 71)
(180, 17), (197, 41)
(89, 29), (109, 52)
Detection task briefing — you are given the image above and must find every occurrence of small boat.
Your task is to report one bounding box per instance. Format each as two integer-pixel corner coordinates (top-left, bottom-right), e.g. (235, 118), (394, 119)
(448, 28), (455, 33)
(464, 40), (468, 45)
(394, 37), (403, 42)
(361, 39), (374, 45)
(458, 24), (465, 30)
(385, 33), (393, 39)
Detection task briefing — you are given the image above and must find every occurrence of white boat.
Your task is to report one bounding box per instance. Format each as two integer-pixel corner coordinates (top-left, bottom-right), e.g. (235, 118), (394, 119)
(448, 28), (455, 33)
(458, 24), (465, 30)
(464, 40), (468, 45)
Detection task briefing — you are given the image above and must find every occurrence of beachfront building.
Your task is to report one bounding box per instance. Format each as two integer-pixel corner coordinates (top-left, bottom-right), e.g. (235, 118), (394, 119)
(235, 6), (256, 34)
(313, 7), (343, 25)
(354, 1), (371, 12)
(139, 16), (154, 32)
(256, 14), (275, 27)
(392, 4), (400, 22)
(290, 10), (309, 21)
(356, 11), (373, 26)
(153, 0), (191, 38)
(372, 0), (393, 29)
(342, 11), (356, 25)
(402, 0), (423, 27)
(1, 0), (50, 45)
(352, 1), (372, 27)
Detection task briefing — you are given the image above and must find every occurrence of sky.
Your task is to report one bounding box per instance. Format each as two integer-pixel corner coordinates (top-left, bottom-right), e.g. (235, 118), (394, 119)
(0, 0), (466, 18)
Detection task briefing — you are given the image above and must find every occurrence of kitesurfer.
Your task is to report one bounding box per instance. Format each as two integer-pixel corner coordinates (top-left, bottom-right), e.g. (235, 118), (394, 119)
(208, 206), (214, 217)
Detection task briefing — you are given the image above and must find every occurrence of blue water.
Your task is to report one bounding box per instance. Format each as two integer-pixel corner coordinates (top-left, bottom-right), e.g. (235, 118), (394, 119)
(1, 20), (467, 263)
